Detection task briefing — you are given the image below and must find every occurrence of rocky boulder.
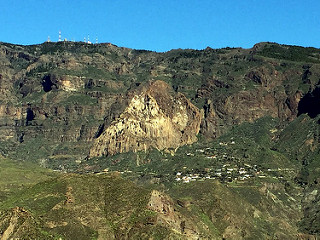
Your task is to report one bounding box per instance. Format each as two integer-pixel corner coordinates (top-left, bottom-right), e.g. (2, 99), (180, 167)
(89, 80), (202, 157)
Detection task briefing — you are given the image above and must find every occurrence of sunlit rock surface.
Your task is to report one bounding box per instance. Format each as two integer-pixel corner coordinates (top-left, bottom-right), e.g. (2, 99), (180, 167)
(89, 80), (202, 157)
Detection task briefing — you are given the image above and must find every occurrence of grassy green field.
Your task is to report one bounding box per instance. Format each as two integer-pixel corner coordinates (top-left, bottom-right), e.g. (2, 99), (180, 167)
(0, 157), (58, 201)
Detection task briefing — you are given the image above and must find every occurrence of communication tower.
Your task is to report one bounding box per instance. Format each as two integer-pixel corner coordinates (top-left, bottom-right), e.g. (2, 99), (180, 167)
(58, 30), (62, 42)
(47, 36), (51, 42)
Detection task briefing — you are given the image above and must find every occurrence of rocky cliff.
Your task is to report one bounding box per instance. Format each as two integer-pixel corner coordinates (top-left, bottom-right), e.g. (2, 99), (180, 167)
(1, 41), (320, 238)
(0, 41), (320, 164)
(89, 80), (202, 157)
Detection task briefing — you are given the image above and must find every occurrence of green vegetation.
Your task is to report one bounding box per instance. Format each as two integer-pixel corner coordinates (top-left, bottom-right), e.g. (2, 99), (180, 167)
(0, 178), (66, 215)
(87, 117), (294, 180)
(257, 42), (320, 63)
(2, 41), (320, 238)
(0, 112), (316, 239)
(0, 157), (57, 201)
(60, 93), (97, 105)
(1, 172), (210, 239)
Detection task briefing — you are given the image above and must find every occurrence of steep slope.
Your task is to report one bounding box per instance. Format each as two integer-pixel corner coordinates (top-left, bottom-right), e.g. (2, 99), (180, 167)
(1, 116), (320, 238)
(0, 173), (219, 240)
(0, 169), (312, 240)
(0, 207), (54, 240)
(0, 41), (320, 164)
(89, 80), (202, 157)
(83, 115), (320, 237)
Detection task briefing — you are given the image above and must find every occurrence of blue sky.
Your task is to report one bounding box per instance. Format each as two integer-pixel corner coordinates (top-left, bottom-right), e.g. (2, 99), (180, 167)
(1, 0), (319, 52)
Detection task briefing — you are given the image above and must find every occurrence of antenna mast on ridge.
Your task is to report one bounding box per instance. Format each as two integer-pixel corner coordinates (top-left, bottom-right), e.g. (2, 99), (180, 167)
(58, 30), (62, 42)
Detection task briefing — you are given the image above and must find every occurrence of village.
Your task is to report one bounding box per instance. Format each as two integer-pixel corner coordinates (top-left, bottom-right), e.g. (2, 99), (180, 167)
(174, 158), (295, 184)
(91, 138), (296, 186)
(173, 139), (296, 184)
(175, 162), (260, 183)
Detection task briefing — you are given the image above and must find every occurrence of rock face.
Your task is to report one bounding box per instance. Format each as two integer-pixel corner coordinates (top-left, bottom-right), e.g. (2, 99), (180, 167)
(89, 80), (202, 157)
(0, 41), (320, 166)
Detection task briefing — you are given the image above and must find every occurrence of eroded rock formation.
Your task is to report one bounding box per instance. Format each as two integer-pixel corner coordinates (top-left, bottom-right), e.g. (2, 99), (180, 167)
(89, 80), (202, 157)
(1, 41), (320, 166)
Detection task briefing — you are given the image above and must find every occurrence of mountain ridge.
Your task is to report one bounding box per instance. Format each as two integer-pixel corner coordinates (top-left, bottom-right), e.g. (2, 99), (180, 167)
(1, 40), (320, 163)
(1, 41), (320, 238)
